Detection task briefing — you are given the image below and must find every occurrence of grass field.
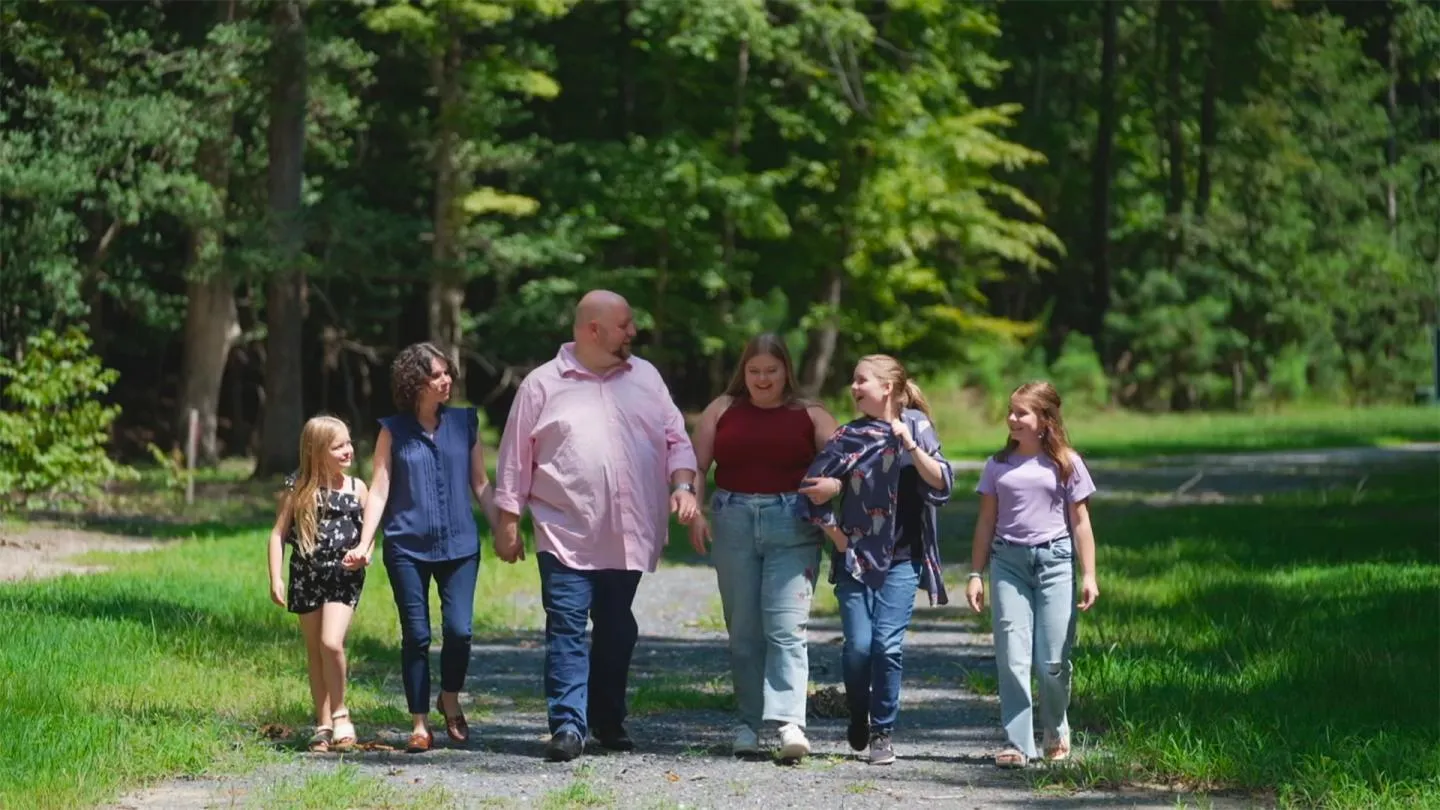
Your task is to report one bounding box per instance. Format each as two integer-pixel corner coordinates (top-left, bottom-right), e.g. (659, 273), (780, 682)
(0, 526), (538, 809)
(2, 405), (1438, 808)
(1050, 470), (1440, 808)
(921, 398), (1440, 460)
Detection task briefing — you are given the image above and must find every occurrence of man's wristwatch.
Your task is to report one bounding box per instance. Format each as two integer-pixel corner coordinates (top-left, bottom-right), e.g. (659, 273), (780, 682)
(672, 483), (695, 494)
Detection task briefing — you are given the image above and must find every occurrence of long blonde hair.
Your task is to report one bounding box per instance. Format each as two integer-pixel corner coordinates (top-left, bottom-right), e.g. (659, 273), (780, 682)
(995, 380), (1076, 483)
(858, 354), (932, 418)
(288, 415), (349, 556)
(723, 333), (806, 405)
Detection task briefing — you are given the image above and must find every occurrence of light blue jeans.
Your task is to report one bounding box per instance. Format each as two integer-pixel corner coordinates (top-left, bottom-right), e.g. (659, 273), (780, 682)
(990, 535), (1077, 759)
(709, 490), (823, 730)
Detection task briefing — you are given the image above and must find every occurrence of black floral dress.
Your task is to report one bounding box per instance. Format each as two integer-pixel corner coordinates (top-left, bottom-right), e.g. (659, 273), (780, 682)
(285, 475), (366, 614)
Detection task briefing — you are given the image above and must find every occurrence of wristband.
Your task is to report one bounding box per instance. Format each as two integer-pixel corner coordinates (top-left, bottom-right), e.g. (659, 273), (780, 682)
(967, 572), (983, 580)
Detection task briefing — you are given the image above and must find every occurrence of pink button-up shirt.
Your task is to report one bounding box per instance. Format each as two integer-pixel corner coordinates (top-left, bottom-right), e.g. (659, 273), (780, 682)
(494, 343), (698, 572)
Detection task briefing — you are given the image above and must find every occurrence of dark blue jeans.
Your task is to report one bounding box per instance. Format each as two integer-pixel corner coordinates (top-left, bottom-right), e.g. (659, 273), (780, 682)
(384, 547), (478, 714)
(537, 551), (642, 738)
(836, 559), (921, 734)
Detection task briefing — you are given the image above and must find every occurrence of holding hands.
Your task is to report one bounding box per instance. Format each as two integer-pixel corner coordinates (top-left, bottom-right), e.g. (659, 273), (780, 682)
(341, 548), (371, 571)
(798, 476), (841, 505)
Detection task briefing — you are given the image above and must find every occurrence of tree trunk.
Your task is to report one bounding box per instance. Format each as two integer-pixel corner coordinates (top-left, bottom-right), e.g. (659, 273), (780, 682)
(429, 33), (467, 402)
(1196, 0), (1221, 220)
(799, 264), (843, 397)
(256, 0), (308, 477)
(711, 36), (750, 392)
(1163, 0), (1185, 228)
(1385, 14), (1398, 243)
(1089, 0), (1118, 345)
(178, 0), (240, 467)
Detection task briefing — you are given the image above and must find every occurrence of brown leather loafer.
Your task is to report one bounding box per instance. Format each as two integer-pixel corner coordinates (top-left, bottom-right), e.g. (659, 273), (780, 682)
(406, 731), (433, 753)
(436, 692), (469, 743)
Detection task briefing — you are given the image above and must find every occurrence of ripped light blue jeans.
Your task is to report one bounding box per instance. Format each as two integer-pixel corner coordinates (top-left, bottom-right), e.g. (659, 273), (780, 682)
(990, 535), (1077, 759)
(709, 490), (823, 730)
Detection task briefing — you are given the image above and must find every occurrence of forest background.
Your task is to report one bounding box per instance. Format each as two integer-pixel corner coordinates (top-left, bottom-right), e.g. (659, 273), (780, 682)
(3, 0), (1438, 489)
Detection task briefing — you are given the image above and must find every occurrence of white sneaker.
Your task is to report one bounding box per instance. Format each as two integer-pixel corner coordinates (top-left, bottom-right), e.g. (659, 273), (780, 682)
(777, 723), (810, 760)
(731, 724), (760, 756)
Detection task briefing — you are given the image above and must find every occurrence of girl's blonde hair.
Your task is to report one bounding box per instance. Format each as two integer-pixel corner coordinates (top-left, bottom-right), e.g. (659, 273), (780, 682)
(723, 333), (807, 405)
(288, 415), (350, 556)
(858, 354), (932, 418)
(996, 380), (1077, 483)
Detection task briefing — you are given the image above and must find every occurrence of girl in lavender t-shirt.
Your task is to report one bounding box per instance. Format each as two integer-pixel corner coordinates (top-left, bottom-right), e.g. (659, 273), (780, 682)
(965, 381), (1099, 769)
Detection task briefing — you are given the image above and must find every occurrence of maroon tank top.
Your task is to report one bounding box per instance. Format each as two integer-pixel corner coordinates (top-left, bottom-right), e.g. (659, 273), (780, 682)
(713, 398), (817, 494)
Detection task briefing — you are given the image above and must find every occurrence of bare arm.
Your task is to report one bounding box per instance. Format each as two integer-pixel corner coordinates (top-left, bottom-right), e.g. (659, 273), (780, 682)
(808, 405), (839, 451)
(908, 444), (948, 490)
(471, 440), (498, 529)
(892, 415), (951, 493)
(353, 428), (392, 563)
(690, 396), (732, 507)
(686, 397), (732, 554)
(965, 494), (998, 612)
(266, 493), (293, 606)
(1069, 499), (1099, 610)
(797, 405), (844, 504)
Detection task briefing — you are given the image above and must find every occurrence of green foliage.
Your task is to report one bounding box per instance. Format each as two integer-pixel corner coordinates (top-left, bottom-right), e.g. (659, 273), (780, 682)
(0, 328), (134, 507)
(1048, 332), (1110, 411)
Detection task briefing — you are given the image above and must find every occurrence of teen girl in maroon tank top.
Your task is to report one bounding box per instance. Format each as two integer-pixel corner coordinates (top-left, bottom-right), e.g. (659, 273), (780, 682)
(687, 334), (838, 762)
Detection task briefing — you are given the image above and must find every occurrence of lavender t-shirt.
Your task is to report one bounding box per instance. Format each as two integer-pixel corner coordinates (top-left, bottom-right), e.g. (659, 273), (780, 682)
(976, 451), (1096, 546)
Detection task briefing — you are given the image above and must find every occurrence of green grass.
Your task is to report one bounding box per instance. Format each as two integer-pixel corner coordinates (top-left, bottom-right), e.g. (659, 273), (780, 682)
(629, 674), (735, 715)
(0, 523), (540, 809)
(257, 764), (453, 809)
(924, 398), (1440, 460)
(541, 773), (614, 809)
(1036, 470), (1440, 808)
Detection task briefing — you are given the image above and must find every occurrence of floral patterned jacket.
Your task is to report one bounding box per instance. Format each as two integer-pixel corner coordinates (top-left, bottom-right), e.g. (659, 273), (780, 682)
(794, 408), (953, 604)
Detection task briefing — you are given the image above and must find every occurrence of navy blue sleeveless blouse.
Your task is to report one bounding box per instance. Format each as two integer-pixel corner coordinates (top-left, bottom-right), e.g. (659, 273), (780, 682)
(378, 405), (479, 562)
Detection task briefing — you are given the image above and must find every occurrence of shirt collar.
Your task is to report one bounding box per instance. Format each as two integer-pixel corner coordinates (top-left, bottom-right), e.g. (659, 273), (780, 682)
(556, 342), (632, 380)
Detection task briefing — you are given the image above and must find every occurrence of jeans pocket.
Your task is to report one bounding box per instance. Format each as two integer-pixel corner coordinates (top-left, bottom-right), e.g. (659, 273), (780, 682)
(1049, 537), (1074, 560)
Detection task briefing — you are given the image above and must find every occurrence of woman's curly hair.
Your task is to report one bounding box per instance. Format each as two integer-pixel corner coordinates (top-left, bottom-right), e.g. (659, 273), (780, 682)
(391, 342), (454, 413)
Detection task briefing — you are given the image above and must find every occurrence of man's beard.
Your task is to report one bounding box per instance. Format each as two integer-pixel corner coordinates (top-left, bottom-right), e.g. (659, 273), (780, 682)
(612, 342), (632, 360)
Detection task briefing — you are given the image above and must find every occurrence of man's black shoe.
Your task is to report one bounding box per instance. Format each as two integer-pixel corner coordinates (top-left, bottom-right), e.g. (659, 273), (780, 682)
(545, 729), (584, 762)
(592, 724), (634, 752)
(847, 716), (870, 752)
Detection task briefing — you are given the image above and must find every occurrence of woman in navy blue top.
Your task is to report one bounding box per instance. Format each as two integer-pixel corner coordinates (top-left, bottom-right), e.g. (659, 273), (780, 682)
(351, 342), (500, 753)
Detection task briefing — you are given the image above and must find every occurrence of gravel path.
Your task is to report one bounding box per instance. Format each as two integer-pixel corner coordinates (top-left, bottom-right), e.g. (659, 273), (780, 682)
(111, 562), (1239, 809)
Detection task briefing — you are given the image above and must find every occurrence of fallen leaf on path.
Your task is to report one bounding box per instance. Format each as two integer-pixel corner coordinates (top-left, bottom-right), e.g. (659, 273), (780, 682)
(257, 723), (292, 740)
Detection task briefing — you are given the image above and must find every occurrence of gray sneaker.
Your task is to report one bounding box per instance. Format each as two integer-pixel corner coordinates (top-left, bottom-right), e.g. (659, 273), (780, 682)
(868, 732), (895, 765)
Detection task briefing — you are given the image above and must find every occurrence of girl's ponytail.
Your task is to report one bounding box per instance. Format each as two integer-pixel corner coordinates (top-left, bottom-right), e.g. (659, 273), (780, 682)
(903, 379), (932, 418)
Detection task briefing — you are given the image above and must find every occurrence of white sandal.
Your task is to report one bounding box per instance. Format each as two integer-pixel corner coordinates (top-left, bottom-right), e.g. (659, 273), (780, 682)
(995, 746), (1029, 769)
(331, 710), (357, 750)
(307, 726), (333, 752)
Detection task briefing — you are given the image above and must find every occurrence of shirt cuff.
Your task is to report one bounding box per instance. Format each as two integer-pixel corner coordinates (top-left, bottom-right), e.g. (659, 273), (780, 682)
(666, 447), (699, 478)
(492, 491), (525, 516)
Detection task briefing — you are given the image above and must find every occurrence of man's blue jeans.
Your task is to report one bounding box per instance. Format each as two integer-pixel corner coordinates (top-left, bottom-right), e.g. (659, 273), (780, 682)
(537, 551), (643, 738)
(836, 559), (922, 733)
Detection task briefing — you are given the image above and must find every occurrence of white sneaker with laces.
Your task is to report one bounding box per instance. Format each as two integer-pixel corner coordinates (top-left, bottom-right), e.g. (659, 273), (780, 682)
(731, 724), (760, 756)
(777, 723), (810, 760)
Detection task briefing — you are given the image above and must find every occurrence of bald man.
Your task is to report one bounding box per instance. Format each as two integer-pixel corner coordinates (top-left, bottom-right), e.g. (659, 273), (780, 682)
(494, 290), (699, 762)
